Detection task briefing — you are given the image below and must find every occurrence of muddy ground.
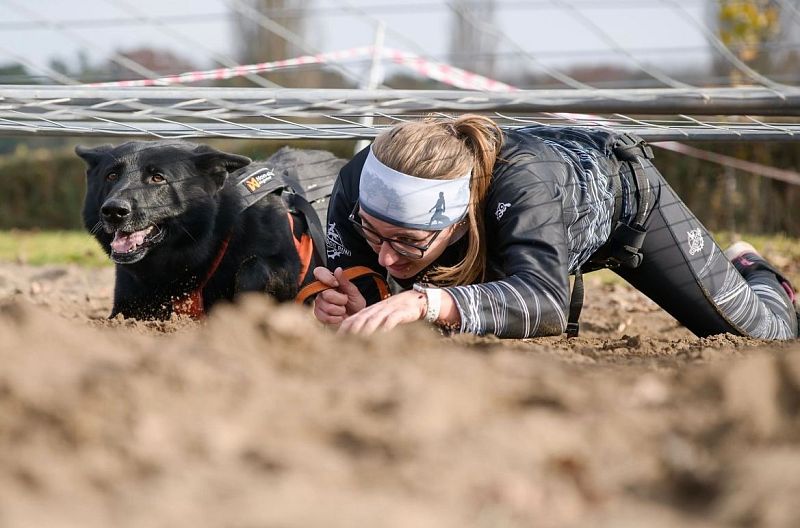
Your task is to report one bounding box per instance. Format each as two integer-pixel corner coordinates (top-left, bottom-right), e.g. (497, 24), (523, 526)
(0, 263), (799, 528)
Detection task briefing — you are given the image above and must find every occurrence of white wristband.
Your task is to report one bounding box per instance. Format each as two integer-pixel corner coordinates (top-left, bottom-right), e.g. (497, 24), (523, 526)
(414, 283), (442, 323)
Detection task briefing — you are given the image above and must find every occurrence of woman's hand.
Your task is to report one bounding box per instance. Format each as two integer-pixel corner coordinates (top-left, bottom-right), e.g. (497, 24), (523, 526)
(312, 266), (367, 325)
(337, 289), (427, 335)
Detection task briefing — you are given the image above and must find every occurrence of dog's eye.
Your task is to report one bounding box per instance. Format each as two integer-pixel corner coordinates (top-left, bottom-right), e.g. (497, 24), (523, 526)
(150, 173), (166, 184)
(105, 172), (118, 182)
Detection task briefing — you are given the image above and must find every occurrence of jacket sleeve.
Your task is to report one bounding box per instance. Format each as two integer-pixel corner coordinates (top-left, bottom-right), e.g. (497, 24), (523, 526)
(324, 147), (385, 305)
(443, 161), (571, 338)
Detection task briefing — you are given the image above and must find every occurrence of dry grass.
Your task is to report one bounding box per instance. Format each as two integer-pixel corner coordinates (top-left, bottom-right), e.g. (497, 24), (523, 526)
(0, 230), (108, 267)
(0, 230), (798, 286)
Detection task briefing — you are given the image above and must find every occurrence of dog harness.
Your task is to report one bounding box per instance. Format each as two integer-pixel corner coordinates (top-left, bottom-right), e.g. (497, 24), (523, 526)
(171, 165), (325, 318)
(295, 265), (391, 305)
(287, 211), (314, 284)
(171, 232), (233, 318)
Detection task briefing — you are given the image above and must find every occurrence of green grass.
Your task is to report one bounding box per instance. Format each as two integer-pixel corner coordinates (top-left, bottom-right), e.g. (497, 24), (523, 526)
(0, 230), (110, 267)
(0, 230), (798, 283)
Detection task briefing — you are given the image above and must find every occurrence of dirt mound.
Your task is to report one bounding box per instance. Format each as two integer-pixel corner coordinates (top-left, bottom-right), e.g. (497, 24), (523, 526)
(1, 276), (799, 527)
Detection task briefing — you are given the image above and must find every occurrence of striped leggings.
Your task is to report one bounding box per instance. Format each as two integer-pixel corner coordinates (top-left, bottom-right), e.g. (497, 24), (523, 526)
(615, 160), (798, 340)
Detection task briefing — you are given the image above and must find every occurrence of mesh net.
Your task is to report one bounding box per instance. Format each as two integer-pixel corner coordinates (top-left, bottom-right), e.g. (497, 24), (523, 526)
(1, 0), (799, 142)
(2, 85), (800, 141)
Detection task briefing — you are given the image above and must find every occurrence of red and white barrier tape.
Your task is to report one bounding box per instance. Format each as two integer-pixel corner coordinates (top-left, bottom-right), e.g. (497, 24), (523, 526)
(654, 141), (800, 186)
(383, 49), (518, 92)
(86, 46), (375, 88)
(86, 48), (796, 184)
(86, 46), (518, 92)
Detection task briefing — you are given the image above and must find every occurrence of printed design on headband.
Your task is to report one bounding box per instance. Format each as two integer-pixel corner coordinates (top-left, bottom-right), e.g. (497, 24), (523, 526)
(326, 222), (351, 259)
(360, 171), (407, 218)
(359, 149), (470, 229)
(687, 228), (704, 256)
(495, 202), (511, 220)
(428, 192), (451, 226)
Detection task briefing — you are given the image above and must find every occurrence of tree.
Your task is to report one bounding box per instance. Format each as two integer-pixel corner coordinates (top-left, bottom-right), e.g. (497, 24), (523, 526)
(772, 0), (800, 80)
(230, 0), (318, 86)
(232, 0), (306, 63)
(448, 0), (497, 77)
(103, 48), (197, 82)
(709, 0), (780, 84)
(705, 1), (791, 234)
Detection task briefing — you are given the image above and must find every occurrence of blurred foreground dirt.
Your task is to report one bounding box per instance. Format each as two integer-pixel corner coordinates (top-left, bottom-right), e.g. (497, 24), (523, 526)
(0, 263), (799, 528)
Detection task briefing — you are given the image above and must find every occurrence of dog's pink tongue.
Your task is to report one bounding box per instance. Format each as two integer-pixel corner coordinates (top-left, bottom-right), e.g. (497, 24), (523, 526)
(111, 229), (148, 254)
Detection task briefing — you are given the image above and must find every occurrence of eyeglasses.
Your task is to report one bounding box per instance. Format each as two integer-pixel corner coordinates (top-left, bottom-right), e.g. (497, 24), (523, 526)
(348, 202), (442, 260)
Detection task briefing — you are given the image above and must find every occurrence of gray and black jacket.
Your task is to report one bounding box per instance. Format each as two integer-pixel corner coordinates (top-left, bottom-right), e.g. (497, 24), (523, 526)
(325, 126), (641, 339)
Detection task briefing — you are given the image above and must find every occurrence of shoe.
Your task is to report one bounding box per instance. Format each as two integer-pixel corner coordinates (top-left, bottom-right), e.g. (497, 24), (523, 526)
(723, 241), (759, 264)
(724, 241), (797, 306)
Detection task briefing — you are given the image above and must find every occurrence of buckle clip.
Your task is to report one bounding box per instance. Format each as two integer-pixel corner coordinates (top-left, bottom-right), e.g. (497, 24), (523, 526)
(566, 322), (580, 338)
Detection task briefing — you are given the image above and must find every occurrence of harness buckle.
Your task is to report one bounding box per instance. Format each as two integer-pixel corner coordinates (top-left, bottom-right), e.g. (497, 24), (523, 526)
(566, 267), (585, 338)
(566, 322), (580, 338)
(613, 133), (654, 162)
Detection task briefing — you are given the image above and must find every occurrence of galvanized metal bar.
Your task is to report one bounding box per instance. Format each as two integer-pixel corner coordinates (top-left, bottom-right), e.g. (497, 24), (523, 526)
(4, 119), (800, 141)
(2, 86), (800, 115)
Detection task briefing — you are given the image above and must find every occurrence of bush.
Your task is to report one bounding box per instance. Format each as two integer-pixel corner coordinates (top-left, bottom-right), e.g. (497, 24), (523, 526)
(0, 139), (357, 230)
(0, 137), (796, 236)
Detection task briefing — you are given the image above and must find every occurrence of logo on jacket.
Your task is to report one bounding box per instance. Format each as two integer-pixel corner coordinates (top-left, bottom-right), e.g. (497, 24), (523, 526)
(242, 168), (275, 193)
(495, 202), (511, 220)
(687, 228), (704, 255)
(326, 222), (351, 259)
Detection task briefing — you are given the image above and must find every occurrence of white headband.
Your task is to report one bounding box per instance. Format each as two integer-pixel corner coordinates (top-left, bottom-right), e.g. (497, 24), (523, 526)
(359, 148), (471, 230)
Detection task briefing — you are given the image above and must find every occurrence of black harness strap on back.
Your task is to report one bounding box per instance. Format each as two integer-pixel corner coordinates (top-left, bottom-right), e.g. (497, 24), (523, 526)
(283, 190), (326, 267)
(231, 165), (327, 268)
(566, 133), (656, 338)
(232, 166), (289, 212)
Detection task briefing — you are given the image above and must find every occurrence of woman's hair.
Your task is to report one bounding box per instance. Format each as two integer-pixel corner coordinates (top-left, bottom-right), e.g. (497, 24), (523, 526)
(371, 114), (503, 286)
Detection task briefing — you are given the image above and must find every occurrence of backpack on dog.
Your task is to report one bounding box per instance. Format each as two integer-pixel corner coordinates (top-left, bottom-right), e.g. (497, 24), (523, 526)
(230, 147), (344, 288)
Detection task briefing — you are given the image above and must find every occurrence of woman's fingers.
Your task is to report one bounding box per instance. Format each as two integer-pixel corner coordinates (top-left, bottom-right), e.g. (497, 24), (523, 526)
(314, 296), (347, 316)
(319, 287), (349, 307)
(312, 266), (339, 287)
(333, 267), (356, 293)
(313, 304), (338, 324)
(310, 268), (370, 326)
(313, 299), (345, 325)
(336, 292), (425, 335)
(338, 305), (391, 335)
(310, 267), (366, 315)
(319, 290), (423, 334)
(337, 307), (369, 335)
(359, 308), (394, 335)
(313, 285), (348, 325)
(380, 311), (406, 332)
(333, 267), (367, 311)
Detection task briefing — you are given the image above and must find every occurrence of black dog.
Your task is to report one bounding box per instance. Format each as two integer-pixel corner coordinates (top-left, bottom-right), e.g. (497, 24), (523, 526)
(77, 140), (339, 320)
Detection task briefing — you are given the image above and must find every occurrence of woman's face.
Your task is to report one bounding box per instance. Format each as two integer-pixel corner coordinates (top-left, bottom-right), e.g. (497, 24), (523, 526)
(358, 209), (459, 279)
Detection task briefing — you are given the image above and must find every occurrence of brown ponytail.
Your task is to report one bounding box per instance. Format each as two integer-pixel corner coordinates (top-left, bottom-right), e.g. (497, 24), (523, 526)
(371, 114), (503, 286)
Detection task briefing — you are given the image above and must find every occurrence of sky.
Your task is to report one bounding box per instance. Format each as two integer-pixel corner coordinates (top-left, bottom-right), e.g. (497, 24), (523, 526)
(0, 0), (717, 84)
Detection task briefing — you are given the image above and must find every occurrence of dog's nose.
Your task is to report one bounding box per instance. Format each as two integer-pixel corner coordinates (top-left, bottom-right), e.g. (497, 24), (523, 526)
(101, 200), (131, 224)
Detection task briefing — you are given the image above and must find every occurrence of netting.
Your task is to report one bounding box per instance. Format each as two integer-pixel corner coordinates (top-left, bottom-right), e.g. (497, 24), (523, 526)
(1, 0), (800, 143)
(2, 85), (800, 141)
(0, 0), (796, 238)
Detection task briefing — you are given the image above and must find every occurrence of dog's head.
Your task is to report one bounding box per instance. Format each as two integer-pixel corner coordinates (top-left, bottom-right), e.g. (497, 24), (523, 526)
(77, 140), (251, 265)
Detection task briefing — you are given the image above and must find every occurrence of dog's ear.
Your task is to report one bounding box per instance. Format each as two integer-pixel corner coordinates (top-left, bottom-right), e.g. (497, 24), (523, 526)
(75, 144), (114, 169)
(192, 145), (252, 189)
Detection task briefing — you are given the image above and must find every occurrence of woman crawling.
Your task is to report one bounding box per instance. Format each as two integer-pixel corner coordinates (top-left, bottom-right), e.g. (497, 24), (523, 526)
(311, 115), (798, 340)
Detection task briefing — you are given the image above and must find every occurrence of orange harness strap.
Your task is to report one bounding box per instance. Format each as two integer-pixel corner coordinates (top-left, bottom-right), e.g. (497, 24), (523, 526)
(172, 211), (319, 318)
(172, 233), (232, 318)
(295, 265), (391, 305)
(287, 212), (314, 287)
